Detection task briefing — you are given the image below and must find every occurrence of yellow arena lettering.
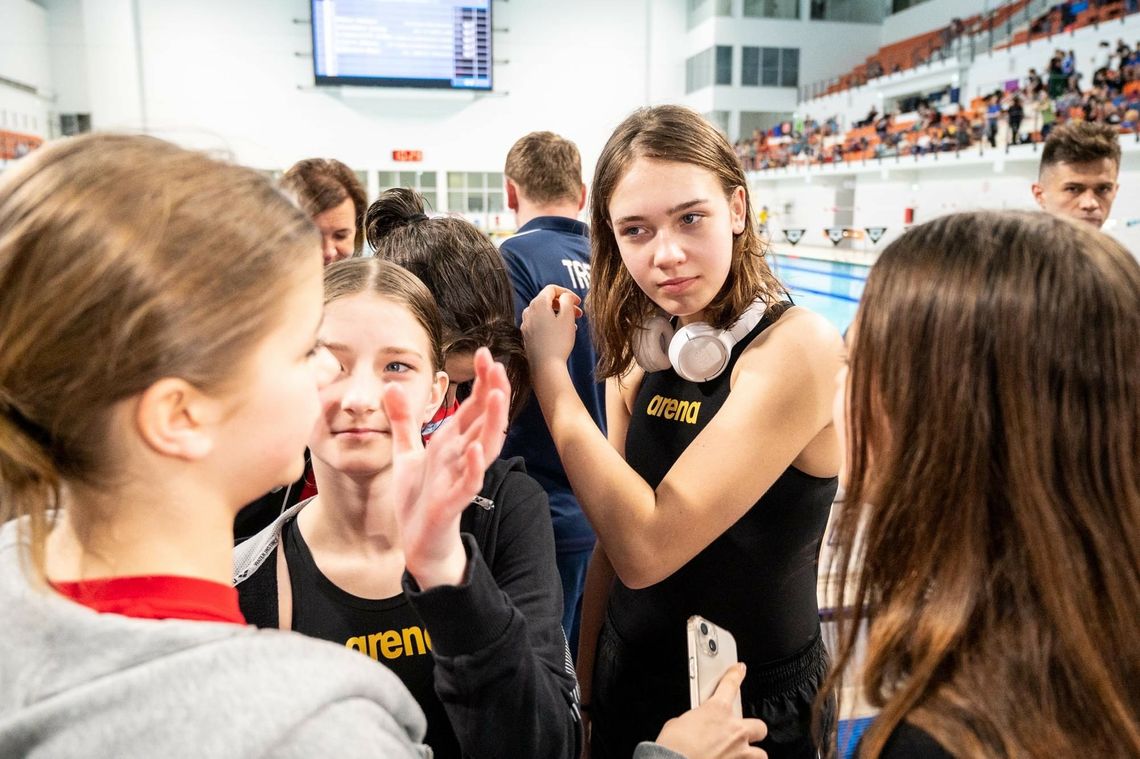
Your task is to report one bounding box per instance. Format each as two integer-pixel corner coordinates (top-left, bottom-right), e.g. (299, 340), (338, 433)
(380, 630), (403, 659)
(645, 395), (701, 423)
(402, 626), (430, 655)
(646, 395), (663, 415)
(345, 636), (367, 654)
(367, 632), (384, 660)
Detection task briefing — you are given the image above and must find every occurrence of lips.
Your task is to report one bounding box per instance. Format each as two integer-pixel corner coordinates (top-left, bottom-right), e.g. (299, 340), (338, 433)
(659, 276), (697, 293)
(333, 428), (387, 437)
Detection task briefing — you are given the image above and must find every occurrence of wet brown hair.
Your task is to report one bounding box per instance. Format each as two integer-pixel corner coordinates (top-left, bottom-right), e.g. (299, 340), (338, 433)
(822, 210), (1140, 757)
(280, 158), (368, 254)
(504, 131), (583, 205)
(0, 134), (320, 577)
(365, 188), (530, 418)
(322, 258), (445, 373)
(586, 105), (786, 379)
(1039, 121), (1121, 176)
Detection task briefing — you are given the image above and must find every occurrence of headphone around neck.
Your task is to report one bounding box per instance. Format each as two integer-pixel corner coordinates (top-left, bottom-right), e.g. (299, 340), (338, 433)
(632, 299), (769, 383)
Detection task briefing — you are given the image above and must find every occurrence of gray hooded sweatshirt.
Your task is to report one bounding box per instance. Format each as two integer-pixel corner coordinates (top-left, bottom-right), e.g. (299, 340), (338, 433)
(0, 521), (431, 759)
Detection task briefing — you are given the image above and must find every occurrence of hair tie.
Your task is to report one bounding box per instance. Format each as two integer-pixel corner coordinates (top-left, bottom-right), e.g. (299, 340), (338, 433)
(407, 213), (429, 223)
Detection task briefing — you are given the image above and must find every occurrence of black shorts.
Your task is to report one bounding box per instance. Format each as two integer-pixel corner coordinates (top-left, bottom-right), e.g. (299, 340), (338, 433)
(591, 619), (833, 759)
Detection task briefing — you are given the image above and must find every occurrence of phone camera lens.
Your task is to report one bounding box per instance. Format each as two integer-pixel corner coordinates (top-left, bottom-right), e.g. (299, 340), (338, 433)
(700, 622), (709, 635)
(708, 639), (718, 654)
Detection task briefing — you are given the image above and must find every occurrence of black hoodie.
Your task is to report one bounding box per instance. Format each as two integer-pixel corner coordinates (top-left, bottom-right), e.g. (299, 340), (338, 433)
(233, 457), (582, 759)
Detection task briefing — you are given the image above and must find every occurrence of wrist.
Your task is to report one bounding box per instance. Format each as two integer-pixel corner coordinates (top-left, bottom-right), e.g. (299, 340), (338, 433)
(406, 540), (469, 590)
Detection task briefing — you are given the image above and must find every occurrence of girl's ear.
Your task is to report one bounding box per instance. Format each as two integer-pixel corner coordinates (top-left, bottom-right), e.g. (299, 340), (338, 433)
(424, 371), (449, 423)
(729, 186), (747, 235)
(134, 378), (219, 460)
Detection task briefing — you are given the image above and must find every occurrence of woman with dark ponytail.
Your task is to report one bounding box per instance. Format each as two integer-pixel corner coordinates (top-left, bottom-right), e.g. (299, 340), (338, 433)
(366, 188), (531, 432)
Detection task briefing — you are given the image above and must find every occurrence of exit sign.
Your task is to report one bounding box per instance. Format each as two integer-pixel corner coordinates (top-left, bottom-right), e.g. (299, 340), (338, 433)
(392, 150), (423, 162)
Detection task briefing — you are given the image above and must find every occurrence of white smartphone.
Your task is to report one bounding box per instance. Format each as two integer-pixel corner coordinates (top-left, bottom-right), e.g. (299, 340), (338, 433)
(686, 615), (743, 717)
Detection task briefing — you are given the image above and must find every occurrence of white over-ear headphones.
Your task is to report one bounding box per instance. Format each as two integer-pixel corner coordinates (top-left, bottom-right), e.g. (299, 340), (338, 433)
(632, 299), (769, 382)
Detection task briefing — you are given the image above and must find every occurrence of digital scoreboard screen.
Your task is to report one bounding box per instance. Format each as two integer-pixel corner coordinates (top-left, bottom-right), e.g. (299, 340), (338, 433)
(312, 0), (492, 90)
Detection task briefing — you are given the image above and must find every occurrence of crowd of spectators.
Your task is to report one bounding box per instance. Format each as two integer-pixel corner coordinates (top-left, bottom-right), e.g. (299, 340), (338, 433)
(737, 36), (1140, 171)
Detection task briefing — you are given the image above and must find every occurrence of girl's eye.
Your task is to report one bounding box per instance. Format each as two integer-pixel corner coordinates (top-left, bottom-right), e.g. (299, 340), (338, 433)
(680, 213), (702, 225)
(385, 361), (411, 374)
(620, 226), (645, 238)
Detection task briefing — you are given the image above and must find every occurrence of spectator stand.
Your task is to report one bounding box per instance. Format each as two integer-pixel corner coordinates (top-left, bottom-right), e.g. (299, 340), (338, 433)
(751, 5), (1140, 177)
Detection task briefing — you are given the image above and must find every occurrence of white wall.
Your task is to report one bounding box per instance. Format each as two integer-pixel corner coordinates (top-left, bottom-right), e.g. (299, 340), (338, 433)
(0, 0), (52, 140)
(713, 11), (882, 90)
(696, 6), (884, 133)
(41, 0), (681, 188)
(44, 0), (88, 115)
(881, 0), (986, 46)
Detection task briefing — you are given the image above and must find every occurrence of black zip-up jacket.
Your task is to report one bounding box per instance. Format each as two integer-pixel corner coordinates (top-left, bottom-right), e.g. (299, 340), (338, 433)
(233, 457), (582, 759)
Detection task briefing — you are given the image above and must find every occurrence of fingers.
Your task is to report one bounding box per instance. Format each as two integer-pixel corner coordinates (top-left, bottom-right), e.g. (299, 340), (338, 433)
(458, 441), (486, 498)
(556, 291), (583, 320)
(381, 384), (421, 455)
(709, 663), (747, 706)
(451, 348), (509, 437)
(531, 284), (583, 316)
(741, 718), (768, 746)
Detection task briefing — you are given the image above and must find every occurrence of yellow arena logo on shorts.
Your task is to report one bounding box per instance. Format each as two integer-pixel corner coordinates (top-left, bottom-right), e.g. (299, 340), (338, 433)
(645, 394), (701, 424)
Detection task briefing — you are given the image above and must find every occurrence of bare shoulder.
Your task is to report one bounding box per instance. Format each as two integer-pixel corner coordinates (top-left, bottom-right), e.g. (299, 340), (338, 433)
(735, 305), (843, 377)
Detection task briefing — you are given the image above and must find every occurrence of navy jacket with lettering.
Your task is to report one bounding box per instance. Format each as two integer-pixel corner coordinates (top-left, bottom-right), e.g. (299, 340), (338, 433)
(233, 457), (581, 759)
(499, 216), (605, 554)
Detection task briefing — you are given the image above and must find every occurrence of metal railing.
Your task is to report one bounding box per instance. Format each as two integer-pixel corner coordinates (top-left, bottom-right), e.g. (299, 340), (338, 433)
(799, 0), (1083, 103)
(743, 120), (1140, 175)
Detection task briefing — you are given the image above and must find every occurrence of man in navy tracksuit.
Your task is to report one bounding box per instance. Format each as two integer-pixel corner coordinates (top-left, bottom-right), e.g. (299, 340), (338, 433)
(499, 132), (605, 657)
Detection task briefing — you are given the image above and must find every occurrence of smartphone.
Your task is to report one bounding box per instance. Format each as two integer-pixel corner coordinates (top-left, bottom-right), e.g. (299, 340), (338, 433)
(686, 615), (743, 717)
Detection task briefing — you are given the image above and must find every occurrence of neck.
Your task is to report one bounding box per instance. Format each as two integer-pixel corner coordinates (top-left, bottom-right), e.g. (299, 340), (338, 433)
(515, 201), (581, 229)
(45, 477), (236, 586)
(299, 456), (401, 553)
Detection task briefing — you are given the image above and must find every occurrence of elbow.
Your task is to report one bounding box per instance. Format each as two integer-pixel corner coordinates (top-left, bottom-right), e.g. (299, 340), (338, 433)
(609, 550), (673, 590)
(615, 571), (658, 591)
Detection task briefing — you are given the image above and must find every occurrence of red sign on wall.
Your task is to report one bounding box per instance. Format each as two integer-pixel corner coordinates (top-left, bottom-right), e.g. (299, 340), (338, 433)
(392, 150), (423, 162)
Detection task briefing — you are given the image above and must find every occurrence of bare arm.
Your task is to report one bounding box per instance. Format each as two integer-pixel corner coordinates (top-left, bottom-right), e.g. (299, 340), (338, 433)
(523, 290), (841, 589)
(576, 374), (636, 756)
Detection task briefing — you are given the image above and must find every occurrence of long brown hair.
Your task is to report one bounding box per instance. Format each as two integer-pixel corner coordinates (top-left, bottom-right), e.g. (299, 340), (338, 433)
(366, 187), (530, 418)
(323, 258), (445, 373)
(280, 158), (368, 254)
(586, 105), (785, 379)
(823, 211), (1140, 757)
(0, 134), (320, 578)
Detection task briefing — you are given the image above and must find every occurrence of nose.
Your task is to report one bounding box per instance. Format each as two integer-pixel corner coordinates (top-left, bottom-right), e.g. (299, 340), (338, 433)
(1078, 191), (1100, 211)
(340, 369), (382, 415)
(650, 230), (686, 269)
(322, 239), (339, 264)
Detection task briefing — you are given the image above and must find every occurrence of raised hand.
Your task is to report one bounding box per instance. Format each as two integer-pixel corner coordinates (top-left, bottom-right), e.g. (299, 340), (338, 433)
(383, 347), (510, 589)
(520, 284), (583, 373)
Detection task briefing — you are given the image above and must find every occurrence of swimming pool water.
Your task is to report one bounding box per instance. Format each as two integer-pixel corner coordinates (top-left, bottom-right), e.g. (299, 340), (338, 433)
(770, 254), (867, 334)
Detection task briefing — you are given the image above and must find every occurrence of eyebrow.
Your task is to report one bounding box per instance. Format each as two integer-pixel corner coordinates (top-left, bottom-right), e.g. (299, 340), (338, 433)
(613, 198), (709, 225)
(322, 341), (425, 359)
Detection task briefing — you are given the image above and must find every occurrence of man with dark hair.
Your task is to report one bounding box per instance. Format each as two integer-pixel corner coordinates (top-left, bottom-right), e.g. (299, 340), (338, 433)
(1032, 120), (1121, 227)
(499, 131), (603, 658)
